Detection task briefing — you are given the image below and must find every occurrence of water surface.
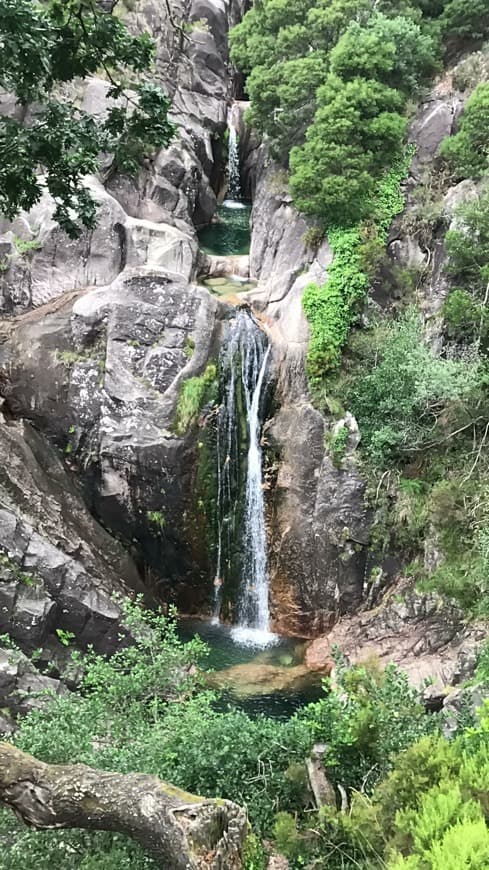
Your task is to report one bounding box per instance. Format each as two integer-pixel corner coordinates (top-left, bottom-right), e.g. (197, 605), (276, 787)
(198, 203), (252, 256)
(179, 619), (324, 719)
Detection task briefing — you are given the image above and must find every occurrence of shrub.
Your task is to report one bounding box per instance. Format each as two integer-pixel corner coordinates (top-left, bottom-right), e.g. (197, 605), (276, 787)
(347, 309), (485, 466)
(440, 83), (489, 179)
(443, 288), (488, 343)
(174, 363), (217, 434)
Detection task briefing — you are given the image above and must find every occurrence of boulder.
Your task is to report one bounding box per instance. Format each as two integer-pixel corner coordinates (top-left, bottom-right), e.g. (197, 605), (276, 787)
(3, 272), (232, 611)
(304, 637), (334, 674)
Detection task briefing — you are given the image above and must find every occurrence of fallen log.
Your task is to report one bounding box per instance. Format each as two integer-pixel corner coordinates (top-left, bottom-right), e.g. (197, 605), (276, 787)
(0, 743), (247, 868)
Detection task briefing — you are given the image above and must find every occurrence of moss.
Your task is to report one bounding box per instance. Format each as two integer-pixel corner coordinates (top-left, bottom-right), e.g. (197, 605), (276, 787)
(174, 364), (218, 435)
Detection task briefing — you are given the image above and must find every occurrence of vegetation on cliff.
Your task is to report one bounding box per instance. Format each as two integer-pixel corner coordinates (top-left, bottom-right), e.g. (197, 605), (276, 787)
(232, 0), (489, 625)
(0, 0), (175, 236)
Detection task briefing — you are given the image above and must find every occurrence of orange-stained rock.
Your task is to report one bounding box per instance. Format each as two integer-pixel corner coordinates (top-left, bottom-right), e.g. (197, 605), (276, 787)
(304, 636), (334, 674)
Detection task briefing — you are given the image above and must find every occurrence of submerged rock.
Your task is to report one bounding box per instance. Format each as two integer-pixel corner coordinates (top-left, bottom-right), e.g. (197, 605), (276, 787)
(208, 661), (320, 697)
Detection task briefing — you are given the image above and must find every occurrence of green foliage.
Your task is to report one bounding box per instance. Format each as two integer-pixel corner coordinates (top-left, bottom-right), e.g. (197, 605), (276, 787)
(442, 288), (489, 344)
(0, 598), (440, 865)
(445, 189), (489, 296)
(297, 656), (435, 791)
(12, 234), (41, 254)
(329, 13), (438, 96)
(440, 83), (489, 180)
(55, 628), (75, 647)
(273, 812), (303, 861)
(174, 363), (218, 435)
(303, 225), (324, 249)
(0, 0), (175, 237)
(347, 309), (485, 466)
(302, 158), (410, 384)
(0, 549), (37, 585)
(242, 833), (268, 870)
(330, 423), (349, 467)
(441, 0), (489, 42)
(303, 227), (369, 380)
(289, 75), (407, 225)
(146, 509), (165, 532)
(442, 188), (489, 344)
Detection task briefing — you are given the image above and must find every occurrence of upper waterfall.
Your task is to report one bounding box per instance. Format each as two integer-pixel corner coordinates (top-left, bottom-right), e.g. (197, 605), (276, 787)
(224, 104), (245, 207)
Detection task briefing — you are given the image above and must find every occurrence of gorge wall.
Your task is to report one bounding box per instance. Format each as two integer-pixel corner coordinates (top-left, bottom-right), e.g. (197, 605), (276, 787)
(0, 0), (487, 716)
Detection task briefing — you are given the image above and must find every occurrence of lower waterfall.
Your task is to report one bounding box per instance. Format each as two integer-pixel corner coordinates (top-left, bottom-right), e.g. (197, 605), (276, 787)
(213, 309), (276, 647)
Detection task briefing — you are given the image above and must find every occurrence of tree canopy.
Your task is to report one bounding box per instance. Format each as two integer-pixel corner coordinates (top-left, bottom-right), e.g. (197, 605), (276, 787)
(0, 0), (175, 237)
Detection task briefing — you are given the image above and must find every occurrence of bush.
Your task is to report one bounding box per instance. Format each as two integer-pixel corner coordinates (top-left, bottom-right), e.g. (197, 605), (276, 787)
(443, 288), (488, 343)
(174, 363), (217, 434)
(347, 309), (485, 466)
(440, 83), (489, 179)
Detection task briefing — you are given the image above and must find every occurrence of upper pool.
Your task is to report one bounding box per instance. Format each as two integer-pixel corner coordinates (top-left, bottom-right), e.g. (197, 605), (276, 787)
(198, 202), (252, 257)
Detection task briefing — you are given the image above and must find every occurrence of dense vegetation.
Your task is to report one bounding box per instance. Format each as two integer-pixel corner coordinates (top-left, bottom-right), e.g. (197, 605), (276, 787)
(232, 0), (489, 623)
(1, 600), (487, 868)
(0, 604), (489, 870)
(0, 0), (174, 236)
(231, 0), (489, 378)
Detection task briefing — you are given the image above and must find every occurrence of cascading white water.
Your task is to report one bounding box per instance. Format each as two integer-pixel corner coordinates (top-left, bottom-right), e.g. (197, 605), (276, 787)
(213, 310), (276, 647)
(232, 339), (272, 645)
(224, 105), (246, 209)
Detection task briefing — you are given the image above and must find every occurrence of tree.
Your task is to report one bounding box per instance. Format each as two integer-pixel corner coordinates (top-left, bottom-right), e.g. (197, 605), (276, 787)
(441, 0), (489, 42)
(289, 76), (407, 225)
(330, 13), (438, 96)
(0, 0), (175, 237)
(0, 743), (247, 869)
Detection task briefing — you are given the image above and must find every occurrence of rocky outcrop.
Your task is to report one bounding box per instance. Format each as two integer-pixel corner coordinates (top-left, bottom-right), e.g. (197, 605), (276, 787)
(308, 580), (486, 694)
(0, 0), (245, 315)
(1, 271), (232, 611)
(265, 403), (369, 638)
(0, 415), (147, 712)
(246, 152), (331, 399)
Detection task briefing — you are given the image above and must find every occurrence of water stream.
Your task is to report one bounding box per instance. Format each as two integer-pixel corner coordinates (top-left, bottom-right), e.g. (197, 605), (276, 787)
(225, 106), (242, 204)
(197, 105), (251, 259)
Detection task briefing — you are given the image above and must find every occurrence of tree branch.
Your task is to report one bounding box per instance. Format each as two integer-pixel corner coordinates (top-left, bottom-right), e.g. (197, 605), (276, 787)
(0, 743), (246, 869)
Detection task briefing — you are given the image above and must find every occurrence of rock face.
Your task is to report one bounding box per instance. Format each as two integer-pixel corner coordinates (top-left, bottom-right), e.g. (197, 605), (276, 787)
(2, 272), (232, 612)
(0, 416), (147, 713)
(0, 0), (244, 696)
(0, 0), (244, 314)
(265, 403), (369, 637)
(321, 581), (487, 694)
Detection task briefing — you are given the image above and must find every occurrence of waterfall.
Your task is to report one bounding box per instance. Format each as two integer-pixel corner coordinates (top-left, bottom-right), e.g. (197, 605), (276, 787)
(224, 105), (244, 207)
(213, 310), (276, 647)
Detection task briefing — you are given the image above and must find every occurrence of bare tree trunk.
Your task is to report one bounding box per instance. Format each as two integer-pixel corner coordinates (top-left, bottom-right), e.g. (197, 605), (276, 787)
(0, 743), (246, 869)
